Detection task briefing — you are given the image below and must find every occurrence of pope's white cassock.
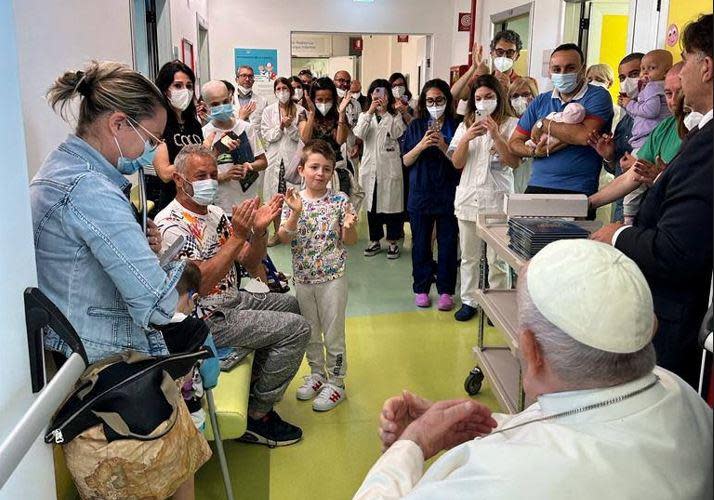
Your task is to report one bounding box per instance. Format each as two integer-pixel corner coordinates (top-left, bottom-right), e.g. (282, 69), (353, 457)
(355, 367), (712, 499)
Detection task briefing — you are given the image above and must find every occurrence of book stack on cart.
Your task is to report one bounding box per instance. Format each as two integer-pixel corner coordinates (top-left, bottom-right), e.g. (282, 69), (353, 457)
(507, 217), (590, 260)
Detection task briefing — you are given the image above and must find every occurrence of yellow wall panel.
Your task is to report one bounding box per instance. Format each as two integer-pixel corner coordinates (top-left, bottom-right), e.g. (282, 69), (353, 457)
(665, 0), (712, 60)
(599, 14), (628, 101)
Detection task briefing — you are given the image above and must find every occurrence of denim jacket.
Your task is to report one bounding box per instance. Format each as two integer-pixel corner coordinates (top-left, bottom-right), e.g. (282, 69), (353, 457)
(30, 135), (183, 362)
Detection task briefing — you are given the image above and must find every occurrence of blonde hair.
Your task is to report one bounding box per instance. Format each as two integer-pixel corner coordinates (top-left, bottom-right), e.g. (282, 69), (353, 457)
(586, 64), (615, 86)
(508, 77), (539, 99)
(46, 61), (166, 135)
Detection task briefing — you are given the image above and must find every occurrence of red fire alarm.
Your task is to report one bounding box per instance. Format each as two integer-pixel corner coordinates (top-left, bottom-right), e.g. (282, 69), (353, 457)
(397, 35), (409, 43)
(458, 12), (472, 32)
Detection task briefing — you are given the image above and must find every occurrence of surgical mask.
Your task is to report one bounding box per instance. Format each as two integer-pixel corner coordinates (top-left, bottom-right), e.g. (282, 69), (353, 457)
(293, 88), (304, 101)
(336, 88), (347, 98)
(169, 88), (193, 111)
(427, 104), (446, 119)
(184, 178), (218, 206)
(276, 90), (291, 104)
(114, 121), (157, 175)
(620, 77), (640, 99)
(589, 80), (609, 90)
(684, 111), (704, 131)
(475, 98), (498, 115)
(316, 102), (333, 115)
(209, 103), (234, 122)
(392, 86), (406, 99)
(493, 57), (514, 73)
(237, 85), (252, 96)
(510, 96), (529, 116)
(551, 72), (581, 94)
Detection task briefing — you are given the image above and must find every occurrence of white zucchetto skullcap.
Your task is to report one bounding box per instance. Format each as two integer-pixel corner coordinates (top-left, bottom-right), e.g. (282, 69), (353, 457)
(527, 239), (655, 353)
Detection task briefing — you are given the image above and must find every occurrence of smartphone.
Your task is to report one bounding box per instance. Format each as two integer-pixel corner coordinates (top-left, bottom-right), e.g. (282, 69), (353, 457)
(373, 87), (386, 100)
(473, 109), (488, 122)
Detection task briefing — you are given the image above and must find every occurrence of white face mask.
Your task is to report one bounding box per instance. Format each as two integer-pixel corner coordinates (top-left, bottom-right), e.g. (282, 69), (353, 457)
(510, 96), (529, 116)
(427, 104), (446, 119)
(336, 88), (347, 98)
(475, 98), (498, 115)
(392, 86), (406, 99)
(493, 57), (514, 73)
(276, 90), (291, 104)
(316, 102), (333, 115)
(620, 77), (639, 99)
(237, 84), (252, 96)
(169, 88), (193, 112)
(590, 80), (609, 89)
(293, 88), (304, 101)
(684, 111), (704, 131)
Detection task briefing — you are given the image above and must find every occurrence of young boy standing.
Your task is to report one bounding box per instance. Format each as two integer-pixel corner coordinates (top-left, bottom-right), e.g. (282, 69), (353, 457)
(279, 139), (358, 411)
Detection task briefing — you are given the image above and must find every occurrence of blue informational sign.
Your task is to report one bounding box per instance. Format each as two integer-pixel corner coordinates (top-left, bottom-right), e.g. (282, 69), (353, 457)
(234, 48), (278, 81)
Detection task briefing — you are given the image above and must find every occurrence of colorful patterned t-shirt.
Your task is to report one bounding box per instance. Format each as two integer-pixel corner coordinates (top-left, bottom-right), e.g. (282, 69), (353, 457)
(281, 189), (353, 284)
(155, 199), (238, 311)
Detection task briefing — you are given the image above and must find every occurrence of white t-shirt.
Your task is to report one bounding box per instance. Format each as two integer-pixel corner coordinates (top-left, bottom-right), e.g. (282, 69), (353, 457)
(202, 117), (266, 212)
(447, 116), (519, 220)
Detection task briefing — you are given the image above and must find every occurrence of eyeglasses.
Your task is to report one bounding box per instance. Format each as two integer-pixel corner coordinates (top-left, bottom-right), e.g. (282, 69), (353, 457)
(425, 97), (446, 106)
(238, 73), (255, 80)
(494, 48), (518, 58)
(129, 118), (164, 150)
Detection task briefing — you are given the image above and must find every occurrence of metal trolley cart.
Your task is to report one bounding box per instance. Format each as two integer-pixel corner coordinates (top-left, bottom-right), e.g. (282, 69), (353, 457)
(465, 205), (601, 413)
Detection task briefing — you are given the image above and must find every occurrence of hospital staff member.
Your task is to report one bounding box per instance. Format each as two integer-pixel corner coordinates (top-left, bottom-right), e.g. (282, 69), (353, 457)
(261, 76), (306, 246)
(353, 79), (407, 259)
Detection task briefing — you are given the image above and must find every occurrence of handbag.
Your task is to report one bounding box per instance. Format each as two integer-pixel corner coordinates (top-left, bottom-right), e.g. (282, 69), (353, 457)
(47, 348), (213, 499)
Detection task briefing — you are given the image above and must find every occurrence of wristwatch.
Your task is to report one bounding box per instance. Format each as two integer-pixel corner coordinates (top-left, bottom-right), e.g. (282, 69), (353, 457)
(535, 119), (544, 130)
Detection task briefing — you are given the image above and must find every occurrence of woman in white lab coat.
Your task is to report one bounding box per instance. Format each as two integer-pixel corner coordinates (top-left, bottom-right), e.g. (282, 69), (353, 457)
(354, 78), (406, 259)
(448, 74), (521, 321)
(261, 76), (306, 245)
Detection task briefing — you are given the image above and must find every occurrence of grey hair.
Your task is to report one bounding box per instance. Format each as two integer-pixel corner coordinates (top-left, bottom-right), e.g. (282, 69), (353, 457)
(517, 265), (656, 389)
(174, 144), (216, 175)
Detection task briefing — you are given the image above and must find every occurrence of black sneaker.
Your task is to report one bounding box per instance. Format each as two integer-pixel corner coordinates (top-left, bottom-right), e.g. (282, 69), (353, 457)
(386, 243), (400, 259)
(364, 241), (382, 257)
(454, 304), (477, 321)
(238, 410), (303, 448)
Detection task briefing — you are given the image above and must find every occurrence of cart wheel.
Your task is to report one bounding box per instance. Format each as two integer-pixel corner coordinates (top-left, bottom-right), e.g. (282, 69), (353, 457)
(464, 367), (484, 395)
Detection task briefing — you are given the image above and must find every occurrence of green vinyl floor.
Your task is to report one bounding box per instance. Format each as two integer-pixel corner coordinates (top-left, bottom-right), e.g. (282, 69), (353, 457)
(195, 229), (506, 500)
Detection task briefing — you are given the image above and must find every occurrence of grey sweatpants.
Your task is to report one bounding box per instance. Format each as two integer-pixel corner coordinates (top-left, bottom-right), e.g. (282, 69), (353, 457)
(205, 291), (310, 414)
(295, 276), (348, 386)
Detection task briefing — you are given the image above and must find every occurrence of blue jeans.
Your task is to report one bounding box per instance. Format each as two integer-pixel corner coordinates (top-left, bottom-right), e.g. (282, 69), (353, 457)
(409, 212), (458, 295)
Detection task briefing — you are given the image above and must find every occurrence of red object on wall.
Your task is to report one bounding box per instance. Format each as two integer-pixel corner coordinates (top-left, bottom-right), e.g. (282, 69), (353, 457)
(350, 36), (363, 54)
(458, 12), (472, 32)
(468, 0), (478, 65)
(449, 65), (469, 86)
(397, 35), (409, 43)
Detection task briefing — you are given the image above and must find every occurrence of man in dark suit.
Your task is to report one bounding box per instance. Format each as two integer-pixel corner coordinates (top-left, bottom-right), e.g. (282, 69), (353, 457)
(591, 13), (713, 388)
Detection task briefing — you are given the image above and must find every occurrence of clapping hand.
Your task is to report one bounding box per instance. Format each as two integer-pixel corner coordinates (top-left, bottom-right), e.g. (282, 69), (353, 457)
(471, 41), (488, 73)
(339, 92), (353, 114)
(284, 187), (303, 213)
(399, 399), (498, 460)
(620, 151), (636, 172)
(280, 114), (293, 129)
(379, 391), (433, 451)
(231, 198), (257, 240)
(632, 156), (666, 186)
(253, 194), (284, 232)
(343, 210), (358, 231)
(587, 130), (615, 161)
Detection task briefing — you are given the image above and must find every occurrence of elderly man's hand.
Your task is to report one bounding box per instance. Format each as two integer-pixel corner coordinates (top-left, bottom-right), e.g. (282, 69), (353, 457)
(379, 391), (433, 451)
(231, 198), (257, 240)
(146, 219), (162, 254)
(590, 222), (624, 245)
(399, 400), (498, 460)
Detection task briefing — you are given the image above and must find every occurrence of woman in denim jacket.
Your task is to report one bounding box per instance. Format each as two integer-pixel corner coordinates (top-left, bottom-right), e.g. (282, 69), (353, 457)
(30, 61), (185, 364)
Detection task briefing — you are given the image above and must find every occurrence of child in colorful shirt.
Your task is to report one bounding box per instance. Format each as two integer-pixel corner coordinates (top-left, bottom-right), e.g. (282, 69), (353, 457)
(278, 139), (358, 411)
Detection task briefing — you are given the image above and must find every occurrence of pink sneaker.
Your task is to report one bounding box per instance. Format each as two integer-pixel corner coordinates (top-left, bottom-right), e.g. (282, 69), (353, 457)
(415, 293), (431, 308)
(437, 294), (454, 311)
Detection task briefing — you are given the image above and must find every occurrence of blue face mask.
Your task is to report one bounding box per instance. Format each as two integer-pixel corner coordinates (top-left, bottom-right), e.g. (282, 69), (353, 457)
(114, 121), (157, 175)
(551, 72), (581, 94)
(209, 103), (234, 122)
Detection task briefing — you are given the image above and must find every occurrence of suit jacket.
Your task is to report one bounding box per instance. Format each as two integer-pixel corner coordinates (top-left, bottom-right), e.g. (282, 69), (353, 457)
(615, 119), (713, 387)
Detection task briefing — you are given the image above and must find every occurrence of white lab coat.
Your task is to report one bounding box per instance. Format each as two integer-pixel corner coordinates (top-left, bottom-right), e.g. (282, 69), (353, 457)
(260, 102), (305, 199)
(354, 368), (713, 499)
(353, 111), (406, 214)
(235, 92), (268, 143)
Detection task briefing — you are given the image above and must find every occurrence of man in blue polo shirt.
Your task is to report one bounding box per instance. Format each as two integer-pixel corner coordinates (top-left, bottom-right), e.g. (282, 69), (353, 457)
(509, 43), (614, 216)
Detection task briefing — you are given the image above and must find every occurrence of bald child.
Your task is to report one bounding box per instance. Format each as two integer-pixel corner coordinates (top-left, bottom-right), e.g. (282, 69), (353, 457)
(619, 49), (673, 223)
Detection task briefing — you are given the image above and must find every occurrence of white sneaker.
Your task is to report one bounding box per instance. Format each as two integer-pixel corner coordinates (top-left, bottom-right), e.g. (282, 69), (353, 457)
(296, 374), (326, 401)
(312, 383), (346, 412)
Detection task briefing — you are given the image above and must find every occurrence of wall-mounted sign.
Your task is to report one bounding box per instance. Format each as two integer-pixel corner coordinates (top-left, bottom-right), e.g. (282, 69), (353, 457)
(350, 36), (363, 55)
(458, 12), (472, 32)
(291, 34), (332, 57)
(397, 35), (409, 43)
